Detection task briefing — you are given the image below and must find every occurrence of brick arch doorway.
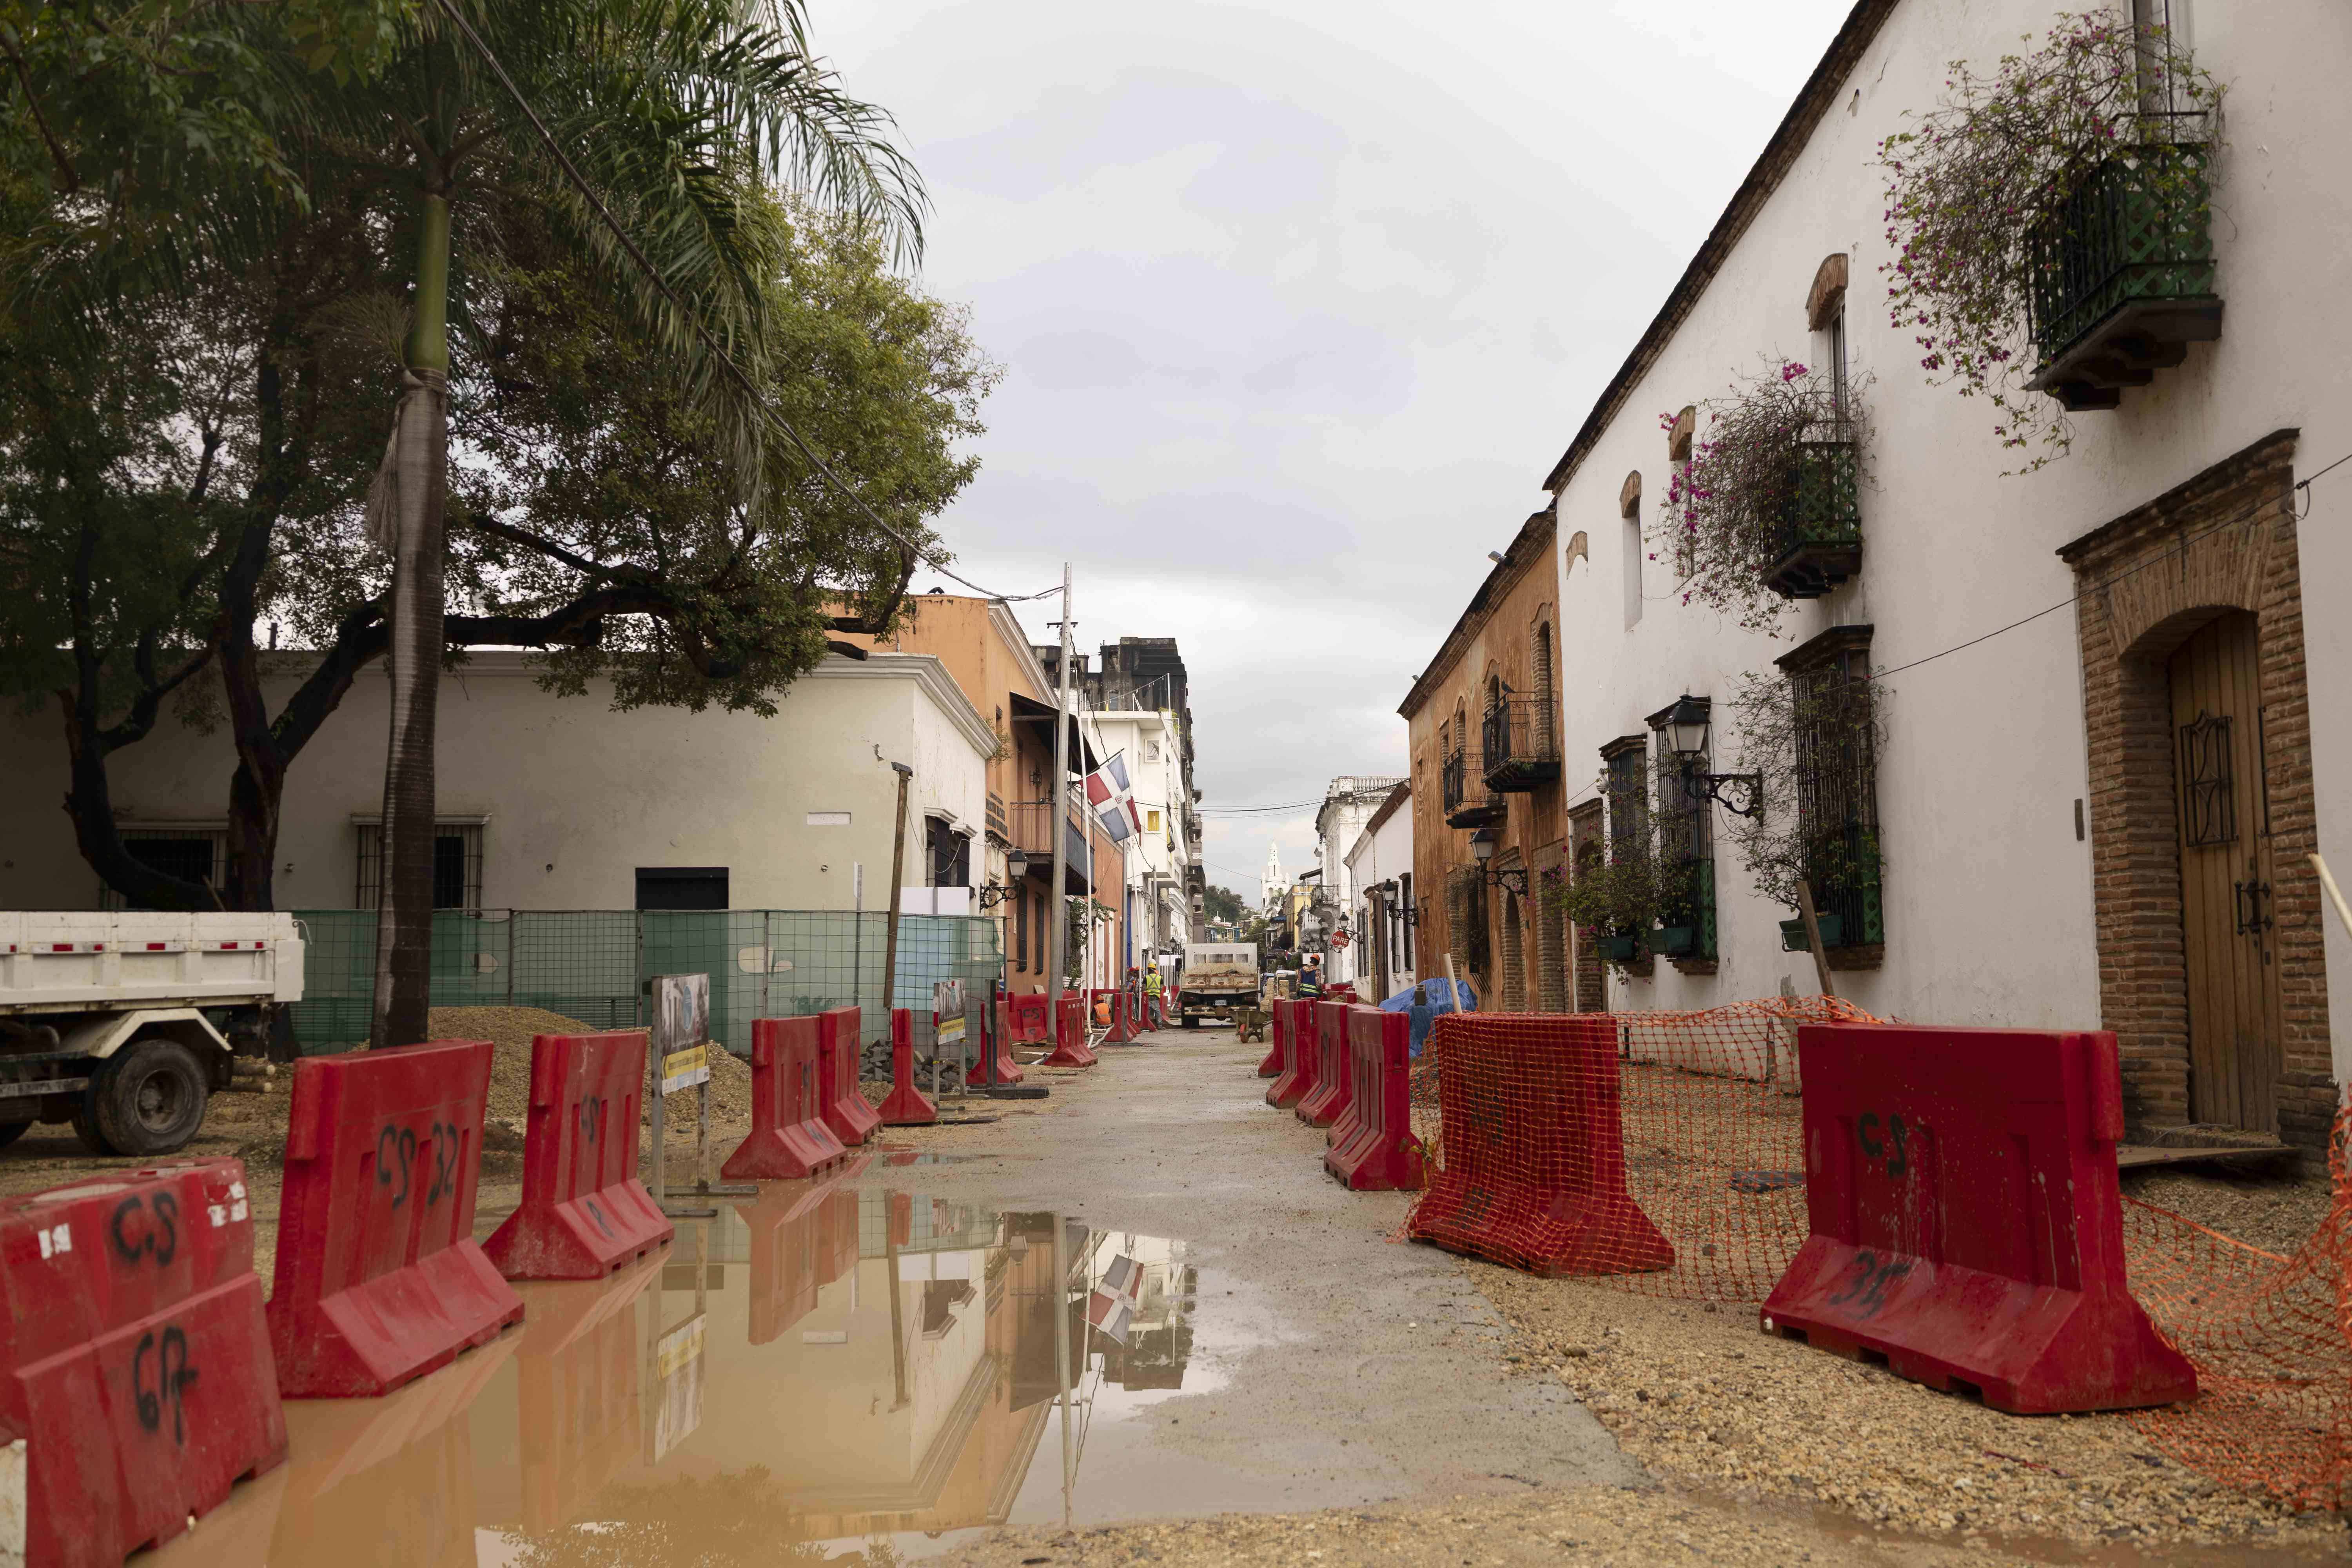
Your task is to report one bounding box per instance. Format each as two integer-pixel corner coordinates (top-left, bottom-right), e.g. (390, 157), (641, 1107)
(2060, 430), (2332, 1150)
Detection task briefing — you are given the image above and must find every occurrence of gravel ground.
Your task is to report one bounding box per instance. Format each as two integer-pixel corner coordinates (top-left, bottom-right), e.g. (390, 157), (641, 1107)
(915, 1486), (2022, 1567)
(1468, 1261), (2348, 1557)
(2123, 1161), (2338, 1258)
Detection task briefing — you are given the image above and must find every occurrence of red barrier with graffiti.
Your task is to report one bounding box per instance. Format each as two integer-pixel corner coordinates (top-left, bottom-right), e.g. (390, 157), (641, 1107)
(0, 1159), (285, 1566)
(268, 1039), (524, 1397)
(1762, 1024), (2198, 1414)
(483, 1031), (672, 1280)
(721, 1016), (850, 1180)
(1007, 992), (1051, 1043)
(816, 1006), (882, 1147)
(1326, 1006), (1424, 1191)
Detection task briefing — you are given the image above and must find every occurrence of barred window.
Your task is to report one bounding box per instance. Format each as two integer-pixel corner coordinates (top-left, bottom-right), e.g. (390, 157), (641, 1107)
(356, 821), (484, 911)
(1780, 629), (1884, 947)
(100, 828), (227, 910)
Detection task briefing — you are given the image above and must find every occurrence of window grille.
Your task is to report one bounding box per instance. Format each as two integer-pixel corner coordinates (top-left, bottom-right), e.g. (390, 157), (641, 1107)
(2178, 711), (2234, 847)
(100, 829), (227, 910)
(1789, 645), (1884, 945)
(356, 821), (484, 911)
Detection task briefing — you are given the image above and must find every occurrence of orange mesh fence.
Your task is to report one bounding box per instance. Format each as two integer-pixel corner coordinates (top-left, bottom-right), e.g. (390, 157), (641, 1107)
(2120, 1113), (2352, 1511)
(1400, 1003), (2352, 1511)
(1406, 997), (1875, 1298)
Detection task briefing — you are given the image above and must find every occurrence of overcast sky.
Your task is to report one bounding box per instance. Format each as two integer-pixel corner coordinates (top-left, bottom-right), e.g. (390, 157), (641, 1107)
(817, 0), (1858, 897)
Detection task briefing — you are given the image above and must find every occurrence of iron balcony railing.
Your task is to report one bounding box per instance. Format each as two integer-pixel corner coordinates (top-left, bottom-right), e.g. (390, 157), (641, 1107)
(1479, 697), (1561, 791)
(1441, 749), (1504, 828)
(2026, 128), (2216, 372)
(1007, 801), (1093, 882)
(1762, 427), (1862, 599)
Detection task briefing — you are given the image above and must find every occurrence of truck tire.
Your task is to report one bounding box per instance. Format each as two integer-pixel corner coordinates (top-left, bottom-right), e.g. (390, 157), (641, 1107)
(71, 1100), (117, 1155)
(0, 1118), (27, 1152)
(1182, 1014), (1197, 1029)
(91, 1037), (209, 1157)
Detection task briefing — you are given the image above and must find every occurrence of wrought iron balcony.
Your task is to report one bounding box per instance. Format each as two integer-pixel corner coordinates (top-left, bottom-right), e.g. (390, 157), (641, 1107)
(1762, 432), (1861, 600)
(1441, 749), (1505, 830)
(1007, 801), (1093, 891)
(1479, 698), (1561, 792)
(2025, 130), (2221, 412)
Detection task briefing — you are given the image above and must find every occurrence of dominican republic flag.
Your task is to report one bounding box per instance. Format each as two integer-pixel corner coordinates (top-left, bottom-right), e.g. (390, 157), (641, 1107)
(1096, 802), (1132, 843)
(1084, 769), (1114, 807)
(1103, 753), (1131, 793)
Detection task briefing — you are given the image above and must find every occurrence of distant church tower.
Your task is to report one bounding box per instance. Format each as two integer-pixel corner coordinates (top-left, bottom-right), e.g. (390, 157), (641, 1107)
(1260, 842), (1284, 912)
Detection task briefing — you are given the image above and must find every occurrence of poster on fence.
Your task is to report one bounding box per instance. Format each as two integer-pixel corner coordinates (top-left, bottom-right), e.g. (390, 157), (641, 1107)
(934, 978), (967, 1047)
(652, 973), (711, 1094)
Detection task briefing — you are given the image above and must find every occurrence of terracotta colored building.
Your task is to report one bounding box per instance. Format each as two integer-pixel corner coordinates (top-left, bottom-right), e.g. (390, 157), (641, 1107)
(1397, 510), (1576, 1012)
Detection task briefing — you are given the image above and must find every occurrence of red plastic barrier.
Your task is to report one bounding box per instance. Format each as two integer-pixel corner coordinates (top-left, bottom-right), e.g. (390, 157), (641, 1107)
(1295, 1002), (1354, 1130)
(269, 1039), (524, 1397)
(0, 1159), (285, 1567)
(1041, 990), (1096, 1067)
(1406, 1014), (1673, 1278)
(983, 999), (1025, 1083)
(1007, 992), (1051, 1044)
(735, 1171), (860, 1345)
(514, 1250), (658, 1530)
(877, 1008), (940, 1125)
(721, 1016), (850, 1180)
(1326, 1007), (1425, 1191)
(1264, 999), (1315, 1109)
(483, 1031), (672, 1280)
(817, 1006), (882, 1147)
(1760, 1024), (2198, 1414)
(1255, 1002), (1285, 1076)
(1323, 982), (1357, 1004)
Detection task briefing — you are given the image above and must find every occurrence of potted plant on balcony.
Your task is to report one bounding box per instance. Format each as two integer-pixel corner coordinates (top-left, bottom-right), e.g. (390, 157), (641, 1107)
(1659, 359), (1873, 629)
(1553, 836), (1694, 971)
(1880, 11), (2223, 467)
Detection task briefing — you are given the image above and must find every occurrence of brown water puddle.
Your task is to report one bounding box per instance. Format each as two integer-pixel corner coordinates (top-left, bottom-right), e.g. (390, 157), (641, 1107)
(152, 1181), (1214, 1565)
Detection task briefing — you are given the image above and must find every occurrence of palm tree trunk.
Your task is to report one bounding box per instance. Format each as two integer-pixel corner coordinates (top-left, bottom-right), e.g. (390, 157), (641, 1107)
(368, 191), (452, 1049)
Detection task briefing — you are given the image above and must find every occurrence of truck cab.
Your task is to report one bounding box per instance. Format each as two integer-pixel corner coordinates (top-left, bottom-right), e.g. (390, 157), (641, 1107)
(1177, 942), (1259, 1029)
(0, 911), (303, 1156)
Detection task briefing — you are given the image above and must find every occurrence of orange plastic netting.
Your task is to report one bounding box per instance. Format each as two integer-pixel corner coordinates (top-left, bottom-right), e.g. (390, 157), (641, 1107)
(1401, 1001), (2352, 1510)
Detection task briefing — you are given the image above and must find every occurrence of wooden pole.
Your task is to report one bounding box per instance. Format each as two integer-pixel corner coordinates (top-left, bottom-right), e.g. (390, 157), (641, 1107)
(883, 762), (913, 1028)
(1795, 881), (1837, 1000)
(2310, 853), (2352, 939)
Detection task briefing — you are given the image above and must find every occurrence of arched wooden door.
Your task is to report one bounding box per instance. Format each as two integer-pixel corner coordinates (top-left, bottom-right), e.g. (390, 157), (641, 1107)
(2168, 609), (2282, 1132)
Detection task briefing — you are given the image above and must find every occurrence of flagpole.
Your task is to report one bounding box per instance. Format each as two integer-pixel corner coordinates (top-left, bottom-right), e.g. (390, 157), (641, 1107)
(1047, 563), (1073, 1022)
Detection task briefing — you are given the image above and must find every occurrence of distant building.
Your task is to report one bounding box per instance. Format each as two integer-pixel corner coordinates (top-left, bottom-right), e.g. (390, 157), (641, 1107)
(1312, 777), (1406, 986)
(1037, 638), (1204, 939)
(1344, 782), (1415, 1000)
(1259, 844), (1284, 915)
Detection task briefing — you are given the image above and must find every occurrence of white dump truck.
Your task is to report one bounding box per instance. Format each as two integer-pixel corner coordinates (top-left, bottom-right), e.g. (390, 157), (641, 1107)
(1176, 942), (1259, 1029)
(0, 911), (303, 1156)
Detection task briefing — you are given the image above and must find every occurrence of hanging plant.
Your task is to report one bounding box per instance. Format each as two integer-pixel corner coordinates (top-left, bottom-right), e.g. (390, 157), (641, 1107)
(1720, 670), (1885, 914)
(1657, 360), (1871, 634)
(1552, 815), (1697, 965)
(1879, 9), (2224, 470)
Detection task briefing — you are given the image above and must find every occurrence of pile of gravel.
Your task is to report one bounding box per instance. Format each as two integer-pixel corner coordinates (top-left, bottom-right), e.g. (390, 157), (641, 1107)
(426, 1007), (753, 1135)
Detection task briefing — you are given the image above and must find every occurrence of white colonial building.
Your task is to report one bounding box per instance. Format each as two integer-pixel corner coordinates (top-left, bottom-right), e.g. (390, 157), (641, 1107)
(1082, 700), (1194, 967)
(1540, 0), (2350, 1152)
(1343, 782), (1416, 1000)
(1312, 776), (1406, 985)
(0, 650), (993, 916)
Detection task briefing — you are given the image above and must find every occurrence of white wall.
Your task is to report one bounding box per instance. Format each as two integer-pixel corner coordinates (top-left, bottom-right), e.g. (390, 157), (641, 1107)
(1547, 0), (2352, 1087)
(0, 652), (993, 912)
(1345, 795), (1416, 997)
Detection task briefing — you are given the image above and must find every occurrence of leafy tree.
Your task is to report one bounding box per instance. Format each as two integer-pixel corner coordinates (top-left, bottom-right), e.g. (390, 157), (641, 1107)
(1201, 883), (1248, 924)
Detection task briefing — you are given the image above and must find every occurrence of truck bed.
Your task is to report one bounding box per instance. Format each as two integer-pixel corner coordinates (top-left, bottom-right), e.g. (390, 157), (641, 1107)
(0, 911), (304, 1013)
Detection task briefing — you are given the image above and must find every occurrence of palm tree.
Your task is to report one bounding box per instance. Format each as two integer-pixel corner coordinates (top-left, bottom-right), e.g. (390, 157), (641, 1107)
(348, 0), (924, 1046)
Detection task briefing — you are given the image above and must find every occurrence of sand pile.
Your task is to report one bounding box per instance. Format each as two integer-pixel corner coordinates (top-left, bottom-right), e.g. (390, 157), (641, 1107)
(426, 1007), (754, 1133)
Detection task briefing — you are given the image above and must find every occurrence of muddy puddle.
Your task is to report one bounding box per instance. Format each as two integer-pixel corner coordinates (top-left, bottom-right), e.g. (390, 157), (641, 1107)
(153, 1178), (1219, 1565)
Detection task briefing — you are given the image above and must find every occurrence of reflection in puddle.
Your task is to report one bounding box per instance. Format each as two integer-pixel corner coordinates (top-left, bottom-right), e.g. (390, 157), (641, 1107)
(154, 1167), (1199, 1566)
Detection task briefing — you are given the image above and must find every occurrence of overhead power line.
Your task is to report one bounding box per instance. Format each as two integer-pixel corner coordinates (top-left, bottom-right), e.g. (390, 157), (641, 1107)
(431, 0), (1033, 605)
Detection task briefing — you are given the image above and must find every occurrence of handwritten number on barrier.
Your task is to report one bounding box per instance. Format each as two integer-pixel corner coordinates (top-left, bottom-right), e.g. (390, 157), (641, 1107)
(109, 1192), (180, 1267)
(1825, 1249), (1912, 1319)
(1856, 1112), (1909, 1178)
(380, 1121), (468, 1209)
(425, 1122), (461, 1207)
(578, 1096), (603, 1145)
(133, 1325), (199, 1444)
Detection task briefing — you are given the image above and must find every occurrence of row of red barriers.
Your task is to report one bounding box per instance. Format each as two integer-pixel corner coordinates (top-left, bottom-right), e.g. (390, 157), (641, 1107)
(1264, 998), (1313, 1109)
(1041, 992), (1097, 1067)
(1399, 1013), (2200, 1415)
(1252, 1000), (1422, 1194)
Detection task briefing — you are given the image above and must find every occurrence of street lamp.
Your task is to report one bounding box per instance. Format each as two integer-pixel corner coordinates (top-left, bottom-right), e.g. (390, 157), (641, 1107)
(1662, 693), (1765, 818)
(978, 848), (1030, 907)
(1468, 829), (1528, 896)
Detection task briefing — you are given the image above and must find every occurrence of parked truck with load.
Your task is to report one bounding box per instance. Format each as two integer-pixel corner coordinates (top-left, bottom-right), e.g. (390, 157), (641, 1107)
(1177, 942), (1259, 1028)
(0, 911), (304, 1156)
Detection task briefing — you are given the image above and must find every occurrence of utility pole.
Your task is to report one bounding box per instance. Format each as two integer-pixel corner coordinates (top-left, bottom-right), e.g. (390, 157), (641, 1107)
(1046, 563), (1073, 1020)
(883, 761), (913, 1025)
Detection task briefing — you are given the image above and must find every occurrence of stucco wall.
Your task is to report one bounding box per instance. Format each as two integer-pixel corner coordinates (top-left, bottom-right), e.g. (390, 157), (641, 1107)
(1544, 0), (2350, 1091)
(0, 652), (991, 913)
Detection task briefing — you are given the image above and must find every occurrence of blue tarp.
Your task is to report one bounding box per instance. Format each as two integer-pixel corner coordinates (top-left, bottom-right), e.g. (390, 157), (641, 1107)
(1381, 977), (1476, 1057)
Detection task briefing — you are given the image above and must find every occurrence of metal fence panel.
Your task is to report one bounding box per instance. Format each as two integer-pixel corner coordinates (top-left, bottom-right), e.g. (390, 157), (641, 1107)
(288, 908), (1003, 1054)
